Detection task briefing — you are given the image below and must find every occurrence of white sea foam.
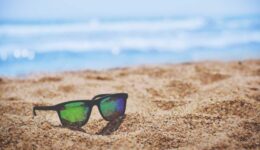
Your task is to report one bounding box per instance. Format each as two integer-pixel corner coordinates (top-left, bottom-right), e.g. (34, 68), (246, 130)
(0, 18), (206, 37)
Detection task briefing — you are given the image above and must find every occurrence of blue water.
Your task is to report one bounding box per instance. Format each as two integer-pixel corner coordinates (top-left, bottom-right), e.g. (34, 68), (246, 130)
(0, 16), (260, 76)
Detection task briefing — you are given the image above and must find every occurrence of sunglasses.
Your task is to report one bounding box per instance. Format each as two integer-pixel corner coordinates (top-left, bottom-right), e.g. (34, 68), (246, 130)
(33, 93), (128, 128)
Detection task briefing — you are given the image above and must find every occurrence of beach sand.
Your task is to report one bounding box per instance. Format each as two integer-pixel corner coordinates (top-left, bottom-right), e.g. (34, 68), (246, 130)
(0, 60), (259, 149)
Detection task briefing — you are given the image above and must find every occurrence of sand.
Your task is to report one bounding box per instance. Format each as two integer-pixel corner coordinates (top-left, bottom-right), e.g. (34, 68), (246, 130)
(0, 60), (259, 149)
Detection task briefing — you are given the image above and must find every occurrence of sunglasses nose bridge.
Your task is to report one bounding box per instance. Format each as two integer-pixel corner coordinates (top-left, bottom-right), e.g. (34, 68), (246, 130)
(90, 101), (101, 114)
(91, 99), (100, 106)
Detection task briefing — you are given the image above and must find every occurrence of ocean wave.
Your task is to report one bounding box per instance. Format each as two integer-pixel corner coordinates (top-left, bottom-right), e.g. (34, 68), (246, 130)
(1, 30), (260, 60)
(0, 18), (206, 37)
(1, 17), (259, 37)
(0, 17), (260, 61)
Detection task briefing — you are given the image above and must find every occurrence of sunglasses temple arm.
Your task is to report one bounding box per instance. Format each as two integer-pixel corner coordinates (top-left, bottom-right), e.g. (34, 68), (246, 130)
(33, 105), (56, 117)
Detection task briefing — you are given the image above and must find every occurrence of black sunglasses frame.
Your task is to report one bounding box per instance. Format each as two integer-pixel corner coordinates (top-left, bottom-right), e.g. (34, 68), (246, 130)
(33, 93), (128, 128)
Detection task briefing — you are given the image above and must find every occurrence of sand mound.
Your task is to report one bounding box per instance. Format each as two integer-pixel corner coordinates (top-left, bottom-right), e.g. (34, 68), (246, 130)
(0, 60), (259, 149)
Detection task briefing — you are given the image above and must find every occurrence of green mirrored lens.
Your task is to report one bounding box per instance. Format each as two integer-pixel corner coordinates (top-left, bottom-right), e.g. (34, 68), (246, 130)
(60, 102), (88, 123)
(100, 96), (125, 120)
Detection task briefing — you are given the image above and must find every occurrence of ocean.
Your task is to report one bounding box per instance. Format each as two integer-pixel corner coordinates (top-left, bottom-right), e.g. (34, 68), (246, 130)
(0, 16), (260, 76)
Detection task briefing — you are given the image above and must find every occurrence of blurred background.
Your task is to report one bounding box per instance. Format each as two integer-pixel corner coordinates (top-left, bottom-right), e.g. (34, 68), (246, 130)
(0, 0), (259, 76)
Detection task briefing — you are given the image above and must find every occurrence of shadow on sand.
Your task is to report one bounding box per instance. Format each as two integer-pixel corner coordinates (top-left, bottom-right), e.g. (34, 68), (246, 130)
(51, 115), (126, 135)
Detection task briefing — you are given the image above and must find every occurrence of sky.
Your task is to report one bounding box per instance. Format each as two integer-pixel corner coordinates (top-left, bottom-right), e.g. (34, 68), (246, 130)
(0, 0), (260, 20)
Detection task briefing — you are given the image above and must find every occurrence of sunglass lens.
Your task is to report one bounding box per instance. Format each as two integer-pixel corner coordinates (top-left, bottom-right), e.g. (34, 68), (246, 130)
(59, 102), (89, 127)
(99, 95), (127, 121)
